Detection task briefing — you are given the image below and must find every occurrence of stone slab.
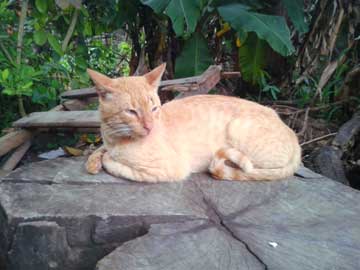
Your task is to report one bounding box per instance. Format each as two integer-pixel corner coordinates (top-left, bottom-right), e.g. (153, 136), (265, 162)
(96, 221), (264, 270)
(0, 157), (360, 270)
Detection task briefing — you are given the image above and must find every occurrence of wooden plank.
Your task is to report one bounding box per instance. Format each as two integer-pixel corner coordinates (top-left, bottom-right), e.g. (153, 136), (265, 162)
(175, 65), (222, 99)
(1, 140), (31, 171)
(0, 130), (32, 157)
(13, 111), (100, 128)
(61, 65), (225, 99)
(61, 87), (97, 99)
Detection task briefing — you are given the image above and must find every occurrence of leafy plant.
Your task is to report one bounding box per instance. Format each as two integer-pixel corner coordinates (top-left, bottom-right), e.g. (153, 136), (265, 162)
(218, 3), (295, 57)
(142, 0), (302, 88)
(0, 0), (312, 132)
(238, 33), (267, 86)
(141, 0), (202, 37)
(281, 0), (308, 34)
(175, 33), (213, 78)
(0, 65), (42, 97)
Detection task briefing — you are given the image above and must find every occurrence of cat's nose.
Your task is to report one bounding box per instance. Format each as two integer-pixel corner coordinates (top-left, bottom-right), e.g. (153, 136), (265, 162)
(143, 121), (153, 134)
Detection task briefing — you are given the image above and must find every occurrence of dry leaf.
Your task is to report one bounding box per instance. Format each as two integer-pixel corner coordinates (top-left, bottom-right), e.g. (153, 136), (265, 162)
(64, 146), (83, 156)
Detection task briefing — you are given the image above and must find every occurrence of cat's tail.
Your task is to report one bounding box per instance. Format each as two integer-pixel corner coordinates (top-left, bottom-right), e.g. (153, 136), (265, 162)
(209, 144), (302, 181)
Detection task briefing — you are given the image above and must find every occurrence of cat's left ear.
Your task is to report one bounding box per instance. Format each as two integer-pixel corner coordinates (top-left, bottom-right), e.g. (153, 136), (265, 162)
(144, 63), (166, 89)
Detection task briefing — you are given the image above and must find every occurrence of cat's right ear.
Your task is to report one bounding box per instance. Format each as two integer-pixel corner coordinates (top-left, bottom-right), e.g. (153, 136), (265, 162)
(87, 68), (113, 101)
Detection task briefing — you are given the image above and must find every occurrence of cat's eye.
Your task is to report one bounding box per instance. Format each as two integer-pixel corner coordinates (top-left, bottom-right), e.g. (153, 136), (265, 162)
(125, 109), (138, 116)
(152, 106), (159, 112)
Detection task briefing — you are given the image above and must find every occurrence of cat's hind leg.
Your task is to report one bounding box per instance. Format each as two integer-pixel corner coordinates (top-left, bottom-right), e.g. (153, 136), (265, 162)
(209, 148), (254, 180)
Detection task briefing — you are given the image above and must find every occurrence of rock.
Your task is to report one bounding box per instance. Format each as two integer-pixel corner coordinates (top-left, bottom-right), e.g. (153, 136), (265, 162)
(313, 145), (349, 185)
(7, 221), (70, 270)
(0, 157), (360, 270)
(312, 113), (360, 186)
(96, 221), (264, 270)
(332, 113), (360, 152)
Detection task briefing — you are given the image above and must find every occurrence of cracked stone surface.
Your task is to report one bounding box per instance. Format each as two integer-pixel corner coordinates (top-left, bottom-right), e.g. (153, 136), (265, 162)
(1, 157), (360, 270)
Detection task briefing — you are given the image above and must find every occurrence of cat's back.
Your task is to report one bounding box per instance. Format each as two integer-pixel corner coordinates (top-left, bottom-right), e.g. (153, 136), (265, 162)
(161, 94), (276, 119)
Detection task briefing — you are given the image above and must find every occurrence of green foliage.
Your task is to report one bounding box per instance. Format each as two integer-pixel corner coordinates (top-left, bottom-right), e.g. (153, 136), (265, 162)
(88, 40), (131, 77)
(35, 0), (48, 14)
(47, 35), (64, 56)
(218, 4), (294, 56)
(143, 0), (298, 84)
(281, 0), (308, 34)
(0, 65), (41, 97)
(175, 33), (213, 77)
(0, 0), (312, 131)
(141, 0), (202, 37)
(0, 0), (132, 130)
(238, 33), (267, 85)
(261, 77), (281, 100)
(33, 30), (47, 45)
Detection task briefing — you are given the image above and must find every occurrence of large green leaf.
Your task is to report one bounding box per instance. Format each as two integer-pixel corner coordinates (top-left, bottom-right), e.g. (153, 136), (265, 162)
(175, 33), (213, 78)
(218, 4), (294, 56)
(141, 0), (168, 12)
(281, 0), (308, 33)
(141, 0), (201, 36)
(238, 33), (267, 85)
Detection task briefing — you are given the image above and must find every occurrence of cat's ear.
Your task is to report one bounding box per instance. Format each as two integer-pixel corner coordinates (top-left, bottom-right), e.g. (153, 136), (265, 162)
(87, 68), (114, 100)
(144, 63), (166, 89)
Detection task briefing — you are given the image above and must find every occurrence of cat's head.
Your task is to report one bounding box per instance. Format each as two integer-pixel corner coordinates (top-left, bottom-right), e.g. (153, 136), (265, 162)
(87, 63), (166, 139)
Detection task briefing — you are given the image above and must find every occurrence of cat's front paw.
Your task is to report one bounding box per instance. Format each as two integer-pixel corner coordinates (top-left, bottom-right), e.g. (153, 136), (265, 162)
(86, 154), (103, 174)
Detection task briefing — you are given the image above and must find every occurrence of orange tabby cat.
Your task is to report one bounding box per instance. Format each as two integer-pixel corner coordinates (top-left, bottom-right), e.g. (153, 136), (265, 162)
(86, 64), (301, 182)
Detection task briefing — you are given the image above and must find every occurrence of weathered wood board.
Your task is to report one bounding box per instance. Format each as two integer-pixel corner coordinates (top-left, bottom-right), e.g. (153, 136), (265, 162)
(12, 111), (100, 128)
(61, 65), (224, 99)
(0, 130), (32, 157)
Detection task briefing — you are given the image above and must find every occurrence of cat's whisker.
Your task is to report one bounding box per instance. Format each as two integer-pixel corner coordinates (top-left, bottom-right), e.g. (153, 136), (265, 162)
(105, 122), (131, 131)
(106, 127), (133, 137)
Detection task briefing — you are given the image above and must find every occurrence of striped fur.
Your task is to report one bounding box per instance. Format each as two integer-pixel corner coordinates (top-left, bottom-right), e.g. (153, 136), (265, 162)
(86, 64), (301, 182)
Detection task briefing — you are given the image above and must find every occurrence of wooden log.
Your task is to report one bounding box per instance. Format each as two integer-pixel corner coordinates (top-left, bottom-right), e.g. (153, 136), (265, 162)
(175, 66), (222, 99)
(62, 99), (88, 111)
(220, 71), (241, 79)
(13, 111), (100, 129)
(0, 129), (32, 157)
(60, 65), (228, 99)
(61, 87), (96, 99)
(1, 140), (31, 172)
(0, 101), (66, 171)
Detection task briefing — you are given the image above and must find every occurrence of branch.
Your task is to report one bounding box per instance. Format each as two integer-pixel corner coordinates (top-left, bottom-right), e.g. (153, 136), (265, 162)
(300, 133), (337, 146)
(297, 107), (310, 136)
(0, 40), (15, 65)
(16, 0), (29, 117)
(16, 0), (28, 66)
(62, 9), (79, 52)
